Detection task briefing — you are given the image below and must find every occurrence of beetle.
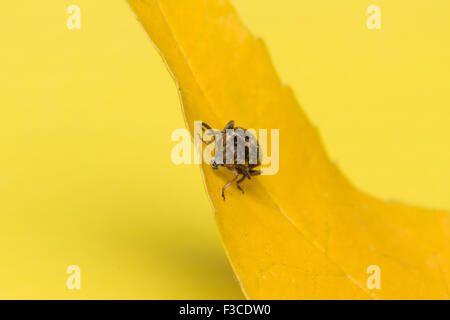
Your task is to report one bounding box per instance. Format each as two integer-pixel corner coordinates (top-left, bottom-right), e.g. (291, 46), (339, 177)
(200, 120), (262, 200)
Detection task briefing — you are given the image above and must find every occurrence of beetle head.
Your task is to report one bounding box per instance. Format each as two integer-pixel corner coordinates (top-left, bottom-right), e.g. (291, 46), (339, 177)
(210, 160), (220, 169)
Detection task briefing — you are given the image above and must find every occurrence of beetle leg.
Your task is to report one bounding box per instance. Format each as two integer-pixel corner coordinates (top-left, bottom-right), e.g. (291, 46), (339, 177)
(200, 125), (221, 146)
(198, 128), (219, 145)
(236, 168), (260, 194)
(242, 166), (252, 180)
(202, 123), (221, 135)
(249, 169), (262, 176)
(236, 175), (246, 194)
(222, 168), (240, 200)
(198, 133), (214, 145)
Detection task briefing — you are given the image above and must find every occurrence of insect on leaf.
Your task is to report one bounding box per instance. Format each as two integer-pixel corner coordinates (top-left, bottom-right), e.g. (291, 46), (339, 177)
(127, 0), (450, 299)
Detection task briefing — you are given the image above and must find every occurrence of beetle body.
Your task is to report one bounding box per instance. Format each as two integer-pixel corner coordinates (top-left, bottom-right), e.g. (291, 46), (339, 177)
(201, 120), (262, 200)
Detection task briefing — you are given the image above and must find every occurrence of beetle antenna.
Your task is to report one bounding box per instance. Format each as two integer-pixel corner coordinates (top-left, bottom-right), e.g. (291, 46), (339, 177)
(201, 122), (212, 131)
(224, 120), (235, 130)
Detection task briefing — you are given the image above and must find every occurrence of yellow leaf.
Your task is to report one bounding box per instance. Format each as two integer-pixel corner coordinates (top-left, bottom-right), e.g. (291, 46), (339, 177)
(127, 0), (450, 299)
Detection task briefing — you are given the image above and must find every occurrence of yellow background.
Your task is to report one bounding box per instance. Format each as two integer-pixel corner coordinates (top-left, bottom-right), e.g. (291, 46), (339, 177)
(0, 1), (448, 298)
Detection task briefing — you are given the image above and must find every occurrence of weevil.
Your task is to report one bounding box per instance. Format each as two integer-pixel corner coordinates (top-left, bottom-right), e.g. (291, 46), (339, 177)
(200, 120), (262, 200)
